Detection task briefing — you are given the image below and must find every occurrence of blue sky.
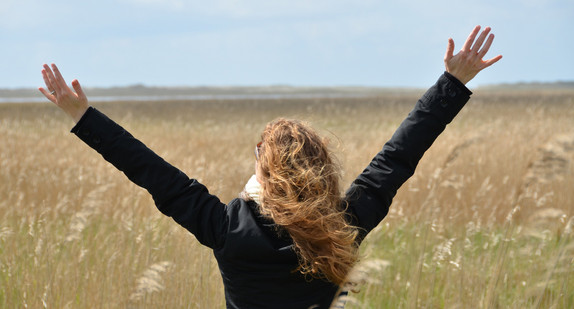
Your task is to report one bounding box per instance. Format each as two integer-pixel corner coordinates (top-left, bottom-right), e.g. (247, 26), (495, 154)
(1, 0), (572, 89)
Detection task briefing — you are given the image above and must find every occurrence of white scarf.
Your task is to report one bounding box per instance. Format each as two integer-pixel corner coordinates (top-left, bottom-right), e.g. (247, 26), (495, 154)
(239, 174), (262, 205)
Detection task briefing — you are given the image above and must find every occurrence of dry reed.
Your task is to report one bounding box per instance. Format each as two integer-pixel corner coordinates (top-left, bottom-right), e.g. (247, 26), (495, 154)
(1, 89), (573, 308)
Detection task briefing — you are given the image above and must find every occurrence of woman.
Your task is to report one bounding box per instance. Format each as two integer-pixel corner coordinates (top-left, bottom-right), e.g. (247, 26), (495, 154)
(39, 26), (501, 308)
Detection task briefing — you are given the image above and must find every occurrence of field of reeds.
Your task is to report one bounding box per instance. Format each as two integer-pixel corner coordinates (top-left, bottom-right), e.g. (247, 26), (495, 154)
(1, 88), (573, 308)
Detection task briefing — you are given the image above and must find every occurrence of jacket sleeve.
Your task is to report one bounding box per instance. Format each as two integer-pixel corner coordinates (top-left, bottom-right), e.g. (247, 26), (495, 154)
(345, 72), (472, 240)
(71, 107), (227, 249)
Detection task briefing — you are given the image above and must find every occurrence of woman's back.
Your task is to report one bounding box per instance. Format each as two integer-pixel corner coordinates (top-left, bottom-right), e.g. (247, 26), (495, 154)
(214, 199), (340, 308)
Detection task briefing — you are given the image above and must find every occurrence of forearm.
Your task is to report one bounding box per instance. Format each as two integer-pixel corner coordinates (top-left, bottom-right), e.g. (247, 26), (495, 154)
(70, 107), (227, 247)
(71, 107), (188, 204)
(375, 72), (472, 193)
(346, 72), (471, 235)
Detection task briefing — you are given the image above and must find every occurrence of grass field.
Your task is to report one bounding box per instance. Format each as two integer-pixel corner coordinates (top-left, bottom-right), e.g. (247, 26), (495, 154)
(1, 88), (573, 308)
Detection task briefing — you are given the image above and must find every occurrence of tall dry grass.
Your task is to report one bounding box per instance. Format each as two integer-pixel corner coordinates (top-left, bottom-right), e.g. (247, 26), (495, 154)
(0, 89), (573, 308)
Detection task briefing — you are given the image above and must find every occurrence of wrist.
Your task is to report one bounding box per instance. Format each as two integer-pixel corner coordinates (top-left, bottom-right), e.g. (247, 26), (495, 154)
(446, 70), (471, 85)
(71, 106), (89, 124)
(443, 72), (473, 96)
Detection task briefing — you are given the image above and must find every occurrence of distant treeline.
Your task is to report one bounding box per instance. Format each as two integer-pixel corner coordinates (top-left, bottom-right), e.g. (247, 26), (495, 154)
(0, 84), (420, 99)
(1, 82), (573, 99)
(479, 81), (574, 90)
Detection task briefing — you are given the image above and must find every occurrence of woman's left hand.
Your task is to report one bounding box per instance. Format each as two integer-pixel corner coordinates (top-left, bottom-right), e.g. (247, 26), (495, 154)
(444, 25), (503, 85)
(39, 64), (89, 123)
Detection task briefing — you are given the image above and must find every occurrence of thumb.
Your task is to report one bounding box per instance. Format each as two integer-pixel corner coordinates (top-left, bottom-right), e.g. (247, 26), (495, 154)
(72, 79), (87, 101)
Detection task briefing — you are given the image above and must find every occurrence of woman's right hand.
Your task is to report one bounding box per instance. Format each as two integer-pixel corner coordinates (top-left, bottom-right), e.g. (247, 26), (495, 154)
(444, 25), (503, 85)
(39, 64), (89, 123)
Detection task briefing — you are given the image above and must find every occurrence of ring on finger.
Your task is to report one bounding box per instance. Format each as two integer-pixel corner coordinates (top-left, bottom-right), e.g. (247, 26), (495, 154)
(50, 90), (56, 95)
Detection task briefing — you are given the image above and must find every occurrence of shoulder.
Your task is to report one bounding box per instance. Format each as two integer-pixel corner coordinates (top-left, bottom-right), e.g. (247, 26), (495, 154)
(221, 198), (260, 233)
(217, 199), (293, 258)
(224, 198), (273, 229)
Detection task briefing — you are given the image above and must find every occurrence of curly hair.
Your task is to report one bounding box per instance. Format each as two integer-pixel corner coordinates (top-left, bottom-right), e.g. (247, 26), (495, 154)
(256, 118), (359, 286)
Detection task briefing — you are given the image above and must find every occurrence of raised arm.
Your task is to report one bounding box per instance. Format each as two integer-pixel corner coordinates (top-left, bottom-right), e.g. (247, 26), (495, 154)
(39, 65), (228, 249)
(345, 26), (502, 239)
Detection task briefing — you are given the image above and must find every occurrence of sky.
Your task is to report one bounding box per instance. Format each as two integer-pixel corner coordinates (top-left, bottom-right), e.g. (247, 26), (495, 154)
(1, 0), (573, 89)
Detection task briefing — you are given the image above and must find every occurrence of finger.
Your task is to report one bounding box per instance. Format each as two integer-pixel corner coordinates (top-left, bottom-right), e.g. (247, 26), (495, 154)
(51, 64), (69, 92)
(482, 54), (503, 68)
(41, 69), (55, 92)
(444, 38), (455, 62)
(43, 64), (60, 92)
(462, 25), (481, 51)
(38, 87), (57, 104)
(471, 27), (491, 53)
(72, 79), (87, 101)
(478, 33), (495, 58)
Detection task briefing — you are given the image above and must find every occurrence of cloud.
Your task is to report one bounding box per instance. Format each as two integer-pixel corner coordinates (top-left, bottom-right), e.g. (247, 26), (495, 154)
(120, 0), (380, 18)
(0, 0), (39, 29)
(0, 0), (15, 13)
(122, 0), (184, 10)
(1, 0), (571, 87)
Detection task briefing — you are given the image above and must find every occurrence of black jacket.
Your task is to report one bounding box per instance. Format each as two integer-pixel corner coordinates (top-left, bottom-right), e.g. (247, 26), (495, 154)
(71, 72), (471, 308)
